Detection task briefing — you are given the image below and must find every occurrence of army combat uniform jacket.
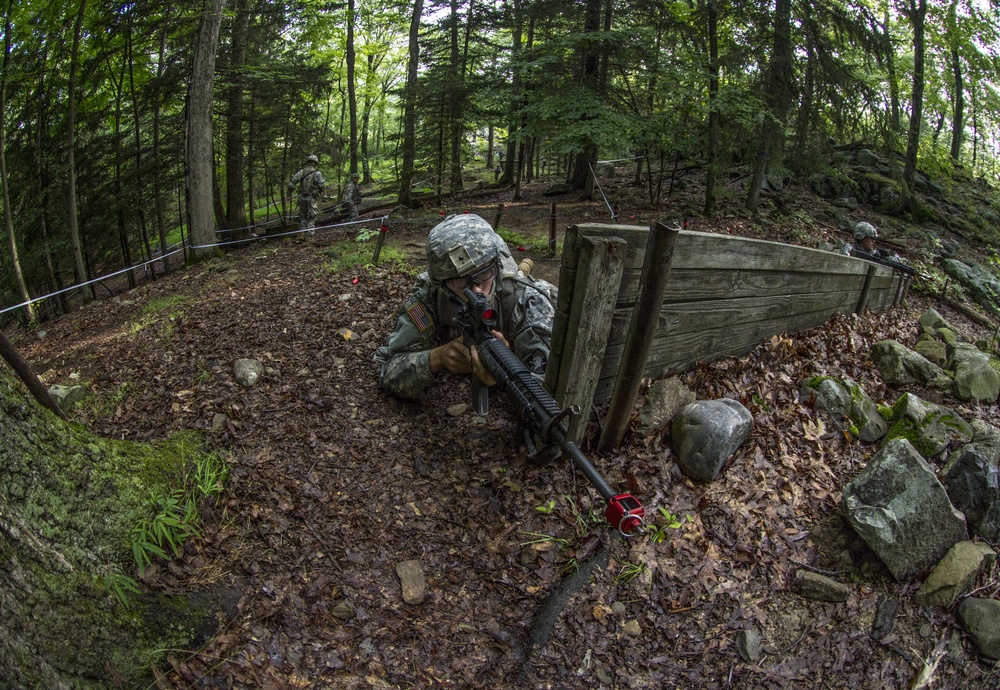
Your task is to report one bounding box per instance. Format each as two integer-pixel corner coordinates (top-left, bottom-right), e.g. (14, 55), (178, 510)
(374, 251), (557, 401)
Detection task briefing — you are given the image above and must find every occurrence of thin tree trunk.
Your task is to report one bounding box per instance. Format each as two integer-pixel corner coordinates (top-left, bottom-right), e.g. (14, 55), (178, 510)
(347, 0), (359, 176)
(704, 0), (719, 216)
(901, 0), (926, 201)
(67, 0), (90, 298)
(186, 0), (226, 260)
(0, 0), (35, 323)
(226, 0), (250, 235)
(398, 0), (423, 206)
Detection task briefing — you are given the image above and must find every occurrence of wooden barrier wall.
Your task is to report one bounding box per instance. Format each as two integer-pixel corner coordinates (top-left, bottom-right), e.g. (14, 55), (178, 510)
(544, 223), (905, 430)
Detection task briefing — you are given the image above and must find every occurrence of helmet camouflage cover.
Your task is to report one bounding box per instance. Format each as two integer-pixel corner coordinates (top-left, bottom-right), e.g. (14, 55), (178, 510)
(306, 154), (319, 164)
(426, 214), (501, 283)
(854, 222), (878, 240)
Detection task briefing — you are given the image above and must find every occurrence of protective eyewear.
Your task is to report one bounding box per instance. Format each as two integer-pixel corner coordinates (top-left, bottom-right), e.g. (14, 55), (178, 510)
(446, 263), (498, 292)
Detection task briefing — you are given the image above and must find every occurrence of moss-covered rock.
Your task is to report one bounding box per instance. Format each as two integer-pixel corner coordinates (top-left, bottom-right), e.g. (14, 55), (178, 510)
(0, 367), (228, 688)
(882, 392), (974, 460)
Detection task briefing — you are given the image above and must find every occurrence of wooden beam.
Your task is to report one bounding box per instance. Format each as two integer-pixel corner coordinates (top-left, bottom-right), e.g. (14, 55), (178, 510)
(599, 221), (679, 451)
(552, 235), (625, 443)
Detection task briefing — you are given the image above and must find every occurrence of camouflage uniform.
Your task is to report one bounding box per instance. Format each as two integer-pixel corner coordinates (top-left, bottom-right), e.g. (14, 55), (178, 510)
(344, 175), (362, 220)
(289, 157), (325, 232)
(374, 215), (557, 401)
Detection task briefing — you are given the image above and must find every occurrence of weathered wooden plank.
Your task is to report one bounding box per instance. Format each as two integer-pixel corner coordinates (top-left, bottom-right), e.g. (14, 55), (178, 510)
(592, 305), (864, 401)
(606, 287), (879, 345)
(552, 236), (626, 442)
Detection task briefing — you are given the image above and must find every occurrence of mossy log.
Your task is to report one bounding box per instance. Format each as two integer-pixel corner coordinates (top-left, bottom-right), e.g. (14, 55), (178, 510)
(0, 366), (227, 688)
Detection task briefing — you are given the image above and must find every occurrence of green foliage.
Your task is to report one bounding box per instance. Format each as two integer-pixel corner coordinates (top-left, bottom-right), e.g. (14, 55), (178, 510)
(495, 228), (557, 254)
(614, 560), (647, 586)
(129, 452), (228, 579)
(323, 239), (410, 273)
(518, 532), (568, 548)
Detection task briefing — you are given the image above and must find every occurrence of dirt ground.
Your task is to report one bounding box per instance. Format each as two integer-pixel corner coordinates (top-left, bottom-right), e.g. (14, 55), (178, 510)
(13, 173), (1000, 689)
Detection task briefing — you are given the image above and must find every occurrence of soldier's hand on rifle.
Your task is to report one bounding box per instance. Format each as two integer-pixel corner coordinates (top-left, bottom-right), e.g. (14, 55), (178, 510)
(470, 330), (508, 387)
(430, 337), (473, 375)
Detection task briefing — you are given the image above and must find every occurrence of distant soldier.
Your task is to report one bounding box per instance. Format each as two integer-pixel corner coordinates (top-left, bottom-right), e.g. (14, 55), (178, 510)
(494, 163), (502, 182)
(344, 172), (362, 221)
(841, 221), (896, 258)
(288, 155), (325, 235)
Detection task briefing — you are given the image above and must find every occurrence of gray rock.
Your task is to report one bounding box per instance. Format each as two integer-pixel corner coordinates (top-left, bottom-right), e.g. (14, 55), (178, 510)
(872, 340), (952, 389)
(918, 308), (950, 331)
(234, 358), (264, 388)
(671, 399), (753, 482)
(792, 570), (850, 602)
(970, 419), (1000, 464)
(801, 377), (888, 442)
(942, 259), (1000, 318)
(914, 541), (996, 607)
(913, 339), (947, 367)
(948, 343), (1000, 403)
(395, 560), (426, 605)
(842, 439), (968, 580)
(883, 393), (973, 459)
(636, 377), (696, 432)
(47, 383), (88, 410)
(957, 598), (1000, 660)
(943, 446), (1000, 542)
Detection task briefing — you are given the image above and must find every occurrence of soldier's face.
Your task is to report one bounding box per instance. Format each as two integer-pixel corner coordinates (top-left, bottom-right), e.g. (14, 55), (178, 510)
(446, 263), (497, 300)
(859, 236), (875, 251)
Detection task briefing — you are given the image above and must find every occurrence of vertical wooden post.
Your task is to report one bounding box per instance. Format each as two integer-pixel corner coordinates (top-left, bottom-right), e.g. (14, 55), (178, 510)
(492, 202), (505, 230)
(598, 221), (679, 452)
(372, 216), (389, 264)
(551, 235), (626, 444)
(855, 265), (877, 314)
(548, 203), (557, 255)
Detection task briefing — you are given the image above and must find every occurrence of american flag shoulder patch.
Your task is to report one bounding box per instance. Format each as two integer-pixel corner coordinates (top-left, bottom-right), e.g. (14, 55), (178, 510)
(406, 301), (434, 332)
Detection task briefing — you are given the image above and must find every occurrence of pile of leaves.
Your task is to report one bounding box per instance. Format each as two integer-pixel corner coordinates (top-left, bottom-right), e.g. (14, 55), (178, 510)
(16, 192), (1000, 689)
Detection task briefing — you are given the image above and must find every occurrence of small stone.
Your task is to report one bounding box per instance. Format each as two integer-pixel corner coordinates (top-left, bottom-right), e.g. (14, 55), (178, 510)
(447, 403), (468, 417)
(596, 668), (613, 684)
(610, 601), (626, 615)
(793, 570), (850, 602)
(338, 293), (352, 302)
(336, 327), (353, 341)
(395, 560), (426, 605)
(736, 628), (763, 662)
(211, 413), (228, 433)
(622, 619), (642, 637)
(331, 599), (355, 620)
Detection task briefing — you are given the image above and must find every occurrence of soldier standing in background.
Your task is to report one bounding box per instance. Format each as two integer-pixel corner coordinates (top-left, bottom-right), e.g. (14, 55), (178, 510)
(344, 172), (362, 220)
(288, 155), (325, 235)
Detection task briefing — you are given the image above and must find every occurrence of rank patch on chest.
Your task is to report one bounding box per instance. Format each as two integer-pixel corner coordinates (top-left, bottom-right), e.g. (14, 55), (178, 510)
(406, 301), (434, 332)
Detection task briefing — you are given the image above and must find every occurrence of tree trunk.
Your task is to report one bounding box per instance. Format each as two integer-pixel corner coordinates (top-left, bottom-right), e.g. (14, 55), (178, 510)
(66, 0), (90, 299)
(186, 0), (226, 260)
(225, 0), (250, 235)
(0, 0), (35, 324)
(568, 0), (602, 196)
(0, 366), (230, 687)
(949, 44), (963, 161)
(347, 0), (358, 176)
(398, 0), (423, 206)
(746, 0), (792, 212)
(704, 0), (720, 216)
(448, 0), (464, 194)
(901, 0), (927, 201)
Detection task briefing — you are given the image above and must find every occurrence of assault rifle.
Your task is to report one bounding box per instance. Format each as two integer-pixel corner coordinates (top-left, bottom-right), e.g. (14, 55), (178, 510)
(455, 288), (646, 536)
(851, 248), (918, 276)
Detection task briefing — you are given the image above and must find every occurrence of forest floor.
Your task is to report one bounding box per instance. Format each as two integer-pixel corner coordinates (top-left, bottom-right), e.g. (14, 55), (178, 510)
(14, 167), (1000, 689)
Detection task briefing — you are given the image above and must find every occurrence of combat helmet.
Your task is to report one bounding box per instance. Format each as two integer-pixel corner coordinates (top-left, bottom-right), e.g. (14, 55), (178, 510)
(854, 222), (878, 241)
(306, 154), (319, 164)
(426, 214), (501, 284)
